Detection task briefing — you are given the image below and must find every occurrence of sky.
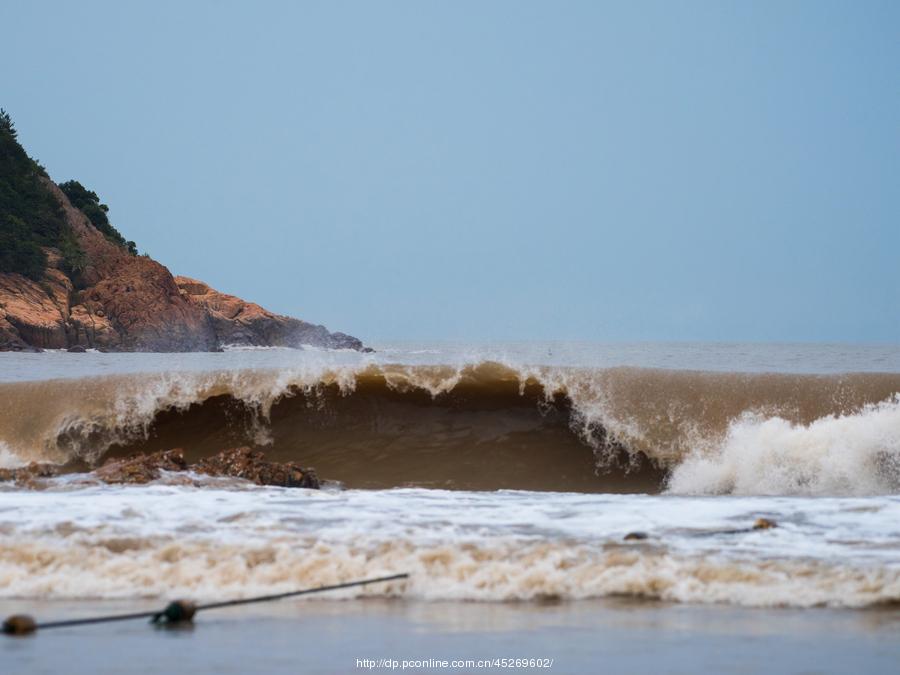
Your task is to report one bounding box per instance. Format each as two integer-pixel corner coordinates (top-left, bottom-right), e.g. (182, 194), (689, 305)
(3, 1), (898, 342)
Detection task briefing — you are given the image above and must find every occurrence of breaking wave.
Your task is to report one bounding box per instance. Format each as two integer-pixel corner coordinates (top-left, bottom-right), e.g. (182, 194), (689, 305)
(668, 397), (900, 495)
(0, 362), (898, 495)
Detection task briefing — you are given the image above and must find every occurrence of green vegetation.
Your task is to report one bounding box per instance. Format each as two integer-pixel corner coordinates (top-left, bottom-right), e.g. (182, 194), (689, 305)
(0, 109), (137, 282)
(0, 109), (67, 279)
(0, 214), (47, 280)
(59, 180), (137, 255)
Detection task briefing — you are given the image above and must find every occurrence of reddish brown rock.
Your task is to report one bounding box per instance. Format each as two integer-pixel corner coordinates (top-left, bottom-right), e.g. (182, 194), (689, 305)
(0, 462), (59, 488)
(0, 263), (70, 350)
(94, 449), (189, 484)
(82, 447), (319, 489)
(194, 447), (319, 488)
(176, 276), (362, 350)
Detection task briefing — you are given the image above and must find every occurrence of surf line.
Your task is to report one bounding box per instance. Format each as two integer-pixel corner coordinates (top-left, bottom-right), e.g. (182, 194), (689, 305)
(2, 573), (409, 636)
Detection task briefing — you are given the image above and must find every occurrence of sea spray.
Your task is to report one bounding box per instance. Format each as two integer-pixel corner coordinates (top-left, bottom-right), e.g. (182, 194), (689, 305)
(666, 396), (900, 496)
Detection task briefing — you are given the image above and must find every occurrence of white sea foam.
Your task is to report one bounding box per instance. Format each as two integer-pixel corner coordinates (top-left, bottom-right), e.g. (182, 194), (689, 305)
(0, 441), (24, 469)
(668, 397), (900, 496)
(0, 485), (897, 607)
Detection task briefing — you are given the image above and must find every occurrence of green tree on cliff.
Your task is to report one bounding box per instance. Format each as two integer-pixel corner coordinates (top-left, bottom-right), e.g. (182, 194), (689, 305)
(0, 108), (68, 280)
(59, 180), (138, 255)
(0, 109), (17, 140)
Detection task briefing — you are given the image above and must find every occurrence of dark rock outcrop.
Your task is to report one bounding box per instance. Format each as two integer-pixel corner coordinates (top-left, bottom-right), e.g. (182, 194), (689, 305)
(90, 447), (319, 489)
(623, 531), (649, 541)
(194, 446), (319, 488)
(0, 462), (59, 489)
(94, 448), (189, 484)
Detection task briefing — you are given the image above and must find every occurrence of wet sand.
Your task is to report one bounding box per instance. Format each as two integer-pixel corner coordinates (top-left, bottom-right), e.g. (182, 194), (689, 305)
(3, 598), (899, 674)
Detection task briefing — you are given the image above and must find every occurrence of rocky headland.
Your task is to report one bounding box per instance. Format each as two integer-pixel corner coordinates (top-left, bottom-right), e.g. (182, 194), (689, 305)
(0, 111), (363, 352)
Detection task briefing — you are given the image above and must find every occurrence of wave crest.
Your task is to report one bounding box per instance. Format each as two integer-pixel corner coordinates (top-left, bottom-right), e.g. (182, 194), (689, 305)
(0, 362), (898, 494)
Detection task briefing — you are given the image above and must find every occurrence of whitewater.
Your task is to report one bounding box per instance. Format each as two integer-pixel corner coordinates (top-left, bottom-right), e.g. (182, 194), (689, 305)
(1, 341), (899, 609)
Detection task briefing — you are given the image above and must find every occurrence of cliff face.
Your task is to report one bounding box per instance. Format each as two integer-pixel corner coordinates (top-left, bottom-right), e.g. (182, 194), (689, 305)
(0, 179), (363, 352)
(174, 277), (361, 350)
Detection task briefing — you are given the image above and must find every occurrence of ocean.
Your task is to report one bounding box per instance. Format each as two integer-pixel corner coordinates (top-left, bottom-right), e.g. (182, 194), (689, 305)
(1, 342), (899, 672)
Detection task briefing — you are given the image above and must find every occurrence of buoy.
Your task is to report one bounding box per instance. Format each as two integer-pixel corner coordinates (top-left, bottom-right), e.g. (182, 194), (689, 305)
(2, 615), (37, 636)
(151, 600), (197, 625)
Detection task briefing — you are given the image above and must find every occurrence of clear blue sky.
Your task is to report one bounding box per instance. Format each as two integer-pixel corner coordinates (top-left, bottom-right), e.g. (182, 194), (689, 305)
(4, 1), (898, 342)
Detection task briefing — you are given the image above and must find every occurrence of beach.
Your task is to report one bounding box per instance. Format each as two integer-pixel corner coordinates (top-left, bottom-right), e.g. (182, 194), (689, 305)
(3, 598), (899, 674)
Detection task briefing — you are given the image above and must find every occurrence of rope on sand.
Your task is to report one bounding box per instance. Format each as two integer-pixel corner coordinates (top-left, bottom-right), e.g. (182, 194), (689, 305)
(2, 573), (410, 636)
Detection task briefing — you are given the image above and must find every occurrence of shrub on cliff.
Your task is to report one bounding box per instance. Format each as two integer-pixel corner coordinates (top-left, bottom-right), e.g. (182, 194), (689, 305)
(59, 180), (137, 255)
(58, 231), (88, 280)
(0, 215), (46, 280)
